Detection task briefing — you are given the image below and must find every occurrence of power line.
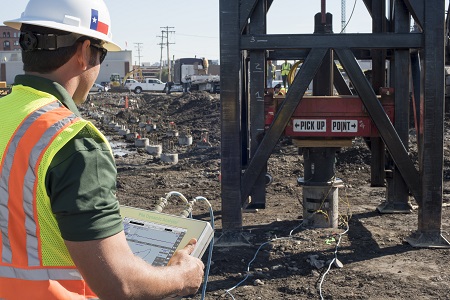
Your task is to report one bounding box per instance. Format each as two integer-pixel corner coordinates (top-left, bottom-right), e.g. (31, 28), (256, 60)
(161, 26), (175, 81)
(157, 32), (165, 80)
(134, 42), (143, 66)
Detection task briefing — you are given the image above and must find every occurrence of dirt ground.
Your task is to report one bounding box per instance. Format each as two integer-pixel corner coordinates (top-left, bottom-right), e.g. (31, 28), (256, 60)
(83, 91), (450, 300)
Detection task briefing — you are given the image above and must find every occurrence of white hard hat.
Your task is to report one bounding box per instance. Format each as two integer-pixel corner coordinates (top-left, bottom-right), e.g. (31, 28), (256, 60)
(4, 0), (121, 51)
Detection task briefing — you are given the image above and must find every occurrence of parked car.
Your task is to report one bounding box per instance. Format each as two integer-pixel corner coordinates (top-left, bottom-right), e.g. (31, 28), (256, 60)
(90, 83), (109, 93)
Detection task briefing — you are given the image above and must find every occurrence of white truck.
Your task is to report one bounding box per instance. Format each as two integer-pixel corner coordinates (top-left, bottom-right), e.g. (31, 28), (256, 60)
(167, 58), (220, 94)
(126, 78), (166, 94)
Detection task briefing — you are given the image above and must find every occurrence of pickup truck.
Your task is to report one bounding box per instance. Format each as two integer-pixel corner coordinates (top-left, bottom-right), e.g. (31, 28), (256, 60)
(126, 78), (166, 94)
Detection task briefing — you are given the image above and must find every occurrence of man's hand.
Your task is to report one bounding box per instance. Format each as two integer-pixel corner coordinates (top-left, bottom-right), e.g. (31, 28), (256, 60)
(66, 232), (205, 299)
(168, 238), (205, 296)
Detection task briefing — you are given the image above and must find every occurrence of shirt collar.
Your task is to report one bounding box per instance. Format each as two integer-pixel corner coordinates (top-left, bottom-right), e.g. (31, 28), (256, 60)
(14, 74), (82, 117)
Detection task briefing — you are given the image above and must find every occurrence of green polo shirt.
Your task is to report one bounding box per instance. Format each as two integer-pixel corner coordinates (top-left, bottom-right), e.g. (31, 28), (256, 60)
(14, 75), (123, 241)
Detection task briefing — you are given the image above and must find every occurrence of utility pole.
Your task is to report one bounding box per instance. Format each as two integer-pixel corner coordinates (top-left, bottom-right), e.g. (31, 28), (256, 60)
(157, 32), (165, 80)
(161, 26), (175, 81)
(134, 42), (143, 66)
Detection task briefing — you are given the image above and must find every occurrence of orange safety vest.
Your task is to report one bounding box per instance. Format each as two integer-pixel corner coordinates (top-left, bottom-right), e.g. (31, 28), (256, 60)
(0, 85), (100, 299)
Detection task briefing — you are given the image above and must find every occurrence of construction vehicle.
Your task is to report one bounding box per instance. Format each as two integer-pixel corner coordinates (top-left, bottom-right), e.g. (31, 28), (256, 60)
(167, 58), (220, 93)
(109, 73), (122, 88)
(109, 68), (145, 92)
(0, 81), (11, 97)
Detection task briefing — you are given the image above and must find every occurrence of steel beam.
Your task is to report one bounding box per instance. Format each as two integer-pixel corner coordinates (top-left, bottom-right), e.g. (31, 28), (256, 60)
(247, 0), (267, 209)
(269, 49), (388, 61)
(368, 0), (387, 187)
(219, 0), (243, 233)
(241, 33), (422, 50)
(239, 0), (258, 33)
(407, 0), (450, 248)
(378, 0), (412, 213)
(403, 0), (424, 30)
(362, 0), (391, 29)
(241, 48), (328, 203)
(335, 48), (421, 202)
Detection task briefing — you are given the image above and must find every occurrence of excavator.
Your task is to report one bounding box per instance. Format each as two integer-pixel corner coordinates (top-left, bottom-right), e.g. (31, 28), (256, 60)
(109, 68), (145, 92)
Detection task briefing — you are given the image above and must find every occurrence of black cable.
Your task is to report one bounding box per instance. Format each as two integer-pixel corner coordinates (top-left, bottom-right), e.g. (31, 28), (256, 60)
(340, 0), (358, 33)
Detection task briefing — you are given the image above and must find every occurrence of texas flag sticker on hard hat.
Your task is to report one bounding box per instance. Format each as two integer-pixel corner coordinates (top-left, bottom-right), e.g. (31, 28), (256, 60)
(90, 9), (109, 35)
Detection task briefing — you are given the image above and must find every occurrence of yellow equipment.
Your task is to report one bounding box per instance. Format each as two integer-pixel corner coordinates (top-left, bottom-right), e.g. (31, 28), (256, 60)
(109, 73), (121, 87)
(123, 68), (144, 84)
(287, 60), (302, 86)
(109, 68), (144, 88)
(0, 81), (10, 97)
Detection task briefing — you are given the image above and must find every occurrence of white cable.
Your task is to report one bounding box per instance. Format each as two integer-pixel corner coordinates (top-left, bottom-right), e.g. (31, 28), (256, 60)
(225, 219), (309, 299)
(165, 191), (190, 204)
(152, 192), (215, 300)
(225, 189), (349, 299)
(193, 196), (215, 300)
(225, 237), (287, 299)
(318, 223), (350, 300)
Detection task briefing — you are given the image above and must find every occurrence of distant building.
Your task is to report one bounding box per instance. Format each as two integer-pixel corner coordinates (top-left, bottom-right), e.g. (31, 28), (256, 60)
(0, 26), (21, 52)
(1, 49), (133, 84)
(0, 25), (132, 84)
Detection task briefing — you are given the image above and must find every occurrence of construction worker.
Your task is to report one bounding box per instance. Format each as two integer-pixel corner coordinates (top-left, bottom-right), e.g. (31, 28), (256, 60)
(0, 0), (204, 299)
(281, 60), (292, 89)
(267, 59), (276, 88)
(274, 83), (286, 96)
(202, 57), (209, 74)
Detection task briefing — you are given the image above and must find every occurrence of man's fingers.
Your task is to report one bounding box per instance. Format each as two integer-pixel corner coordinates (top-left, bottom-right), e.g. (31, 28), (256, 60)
(183, 238), (197, 255)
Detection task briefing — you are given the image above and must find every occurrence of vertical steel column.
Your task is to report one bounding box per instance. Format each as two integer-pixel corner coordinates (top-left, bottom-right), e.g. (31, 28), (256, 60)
(300, 13), (341, 229)
(369, 0), (387, 187)
(313, 12), (334, 95)
(377, 0), (412, 213)
(247, 0), (268, 209)
(218, 0), (244, 240)
(241, 49), (328, 203)
(407, 0), (450, 248)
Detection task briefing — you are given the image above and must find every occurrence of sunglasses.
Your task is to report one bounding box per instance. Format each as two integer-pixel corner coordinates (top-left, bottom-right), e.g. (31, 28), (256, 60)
(90, 44), (108, 64)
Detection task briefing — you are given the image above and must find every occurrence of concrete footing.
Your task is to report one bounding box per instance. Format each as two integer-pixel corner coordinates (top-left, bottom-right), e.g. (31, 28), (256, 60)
(161, 153), (178, 164)
(178, 135), (193, 146)
(135, 138), (149, 148)
(146, 144), (162, 157)
(126, 132), (138, 142)
(299, 178), (344, 229)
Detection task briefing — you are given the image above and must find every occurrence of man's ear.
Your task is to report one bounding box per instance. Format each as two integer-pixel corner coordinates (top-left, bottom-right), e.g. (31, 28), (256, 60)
(77, 40), (91, 71)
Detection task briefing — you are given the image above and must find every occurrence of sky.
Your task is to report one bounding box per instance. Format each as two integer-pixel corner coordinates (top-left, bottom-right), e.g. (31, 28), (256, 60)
(1, 1), (448, 65)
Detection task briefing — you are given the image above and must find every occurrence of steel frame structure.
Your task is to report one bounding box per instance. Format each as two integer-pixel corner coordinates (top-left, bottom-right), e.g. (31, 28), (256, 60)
(219, 0), (449, 247)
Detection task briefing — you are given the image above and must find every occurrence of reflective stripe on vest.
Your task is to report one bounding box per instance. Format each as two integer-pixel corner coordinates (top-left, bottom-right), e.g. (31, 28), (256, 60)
(0, 265), (82, 280)
(0, 100), (79, 269)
